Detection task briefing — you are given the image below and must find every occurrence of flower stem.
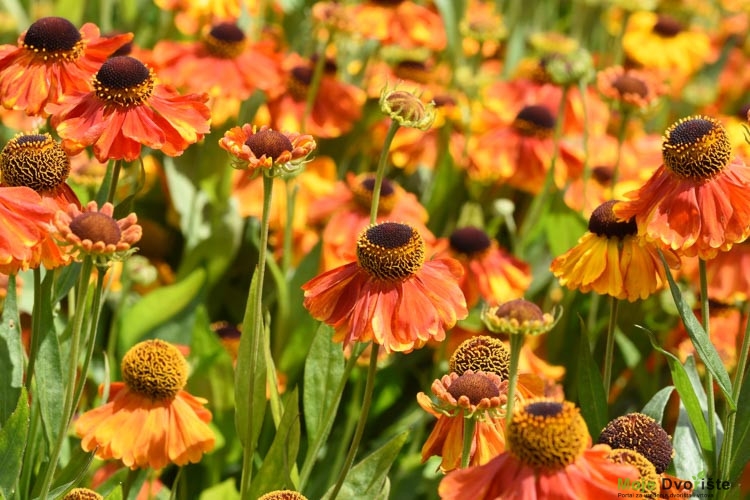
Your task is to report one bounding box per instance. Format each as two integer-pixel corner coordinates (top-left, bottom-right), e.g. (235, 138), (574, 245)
(328, 344), (380, 500)
(505, 333), (524, 428)
(24, 268), (43, 394)
(106, 159), (123, 204)
(38, 256), (94, 500)
(301, 34), (331, 134)
(602, 296), (620, 400)
(699, 258), (718, 474)
(238, 174), (274, 497)
(370, 121), (401, 223)
(460, 415), (476, 469)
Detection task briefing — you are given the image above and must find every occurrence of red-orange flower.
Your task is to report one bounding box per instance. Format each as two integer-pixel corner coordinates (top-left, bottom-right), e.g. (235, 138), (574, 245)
(614, 115), (750, 260)
(302, 221), (467, 353)
(48, 55), (211, 162)
(0, 17), (132, 116)
(346, 0), (446, 51)
(0, 186), (57, 275)
(151, 21), (283, 126)
(219, 124), (316, 174)
(309, 172), (434, 271)
(75, 339), (215, 470)
(439, 399), (639, 499)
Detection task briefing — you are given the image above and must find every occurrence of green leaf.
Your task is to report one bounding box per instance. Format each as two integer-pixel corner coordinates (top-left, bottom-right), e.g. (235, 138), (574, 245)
(642, 328), (714, 463)
(103, 486), (123, 500)
(199, 479), (240, 500)
(35, 448), (95, 500)
(658, 253), (735, 409)
(641, 386), (675, 423)
(729, 371), (750, 483)
(321, 431), (408, 500)
(542, 195), (587, 257)
(250, 388), (301, 498)
(35, 272), (64, 448)
(303, 323), (345, 448)
(0, 387), (29, 499)
(0, 275), (22, 424)
(575, 322), (608, 440)
(118, 267), (207, 350)
(234, 267), (267, 448)
(672, 399), (706, 480)
(433, 0), (464, 69)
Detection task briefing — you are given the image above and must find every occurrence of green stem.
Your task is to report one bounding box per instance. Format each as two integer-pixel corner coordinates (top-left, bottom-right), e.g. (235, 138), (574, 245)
(611, 109), (630, 194)
(602, 296), (620, 401)
(460, 415), (476, 469)
(302, 34), (330, 134)
(699, 258), (718, 474)
(106, 160), (123, 204)
(24, 268), (43, 394)
(37, 257), (94, 499)
(517, 85), (569, 247)
(328, 344), (380, 500)
(370, 121), (401, 223)
(238, 174), (274, 498)
(299, 344), (364, 489)
(505, 334), (524, 428)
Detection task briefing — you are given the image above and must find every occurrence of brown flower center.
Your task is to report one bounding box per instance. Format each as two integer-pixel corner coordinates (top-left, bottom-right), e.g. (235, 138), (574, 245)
(612, 74), (648, 98)
(244, 129), (293, 162)
(507, 399), (589, 471)
(450, 336), (510, 380)
(495, 299), (544, 323)
(513, 105), (555, 138)
(447, 372), (500, 405)
(393, 60), (431, 84)
(0, 133), (70, 192)
(449, 226), (492, 256)
(94, 56), (154, 107)
(351, 174), (396, 213)
(356, 222), (425, 281)
(121, 339), (188, 401)
(23, 17), (83, 62)
(598, 412), (674, 474)
(662, 115), (731, 180)
(591, 165), (614, 186)
(653, 14), (683, 38)
(588, 200), (637, 238)
(69, 212), (122, 245)
(289, 66), (313, 101)
(203, 22), (246, 58)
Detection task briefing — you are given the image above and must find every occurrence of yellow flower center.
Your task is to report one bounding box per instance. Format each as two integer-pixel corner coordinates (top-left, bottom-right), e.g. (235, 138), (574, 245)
(662, 115), (731, 180)
(351, 174), (396, 213)
(513, 105), (555, 138)
(203, 22), (247, 59)
(0, 133), (70, 192)
(597, 413), (674, 474)
(121, 339), (188, 401)
(447, 372), (501, 405)
(507, 399), (589, 471)
(62, 488), (103, 500)
(356, 222), (425, 281)
(449, 226), (492, 256)
(607, 449), (660, 498)
(22, 16), (83, 62)
(450, 335), (510, 380)
(244, 129), (293, 162)
(289, 66), (312, 102)
(588, 200), (637, 239)
(653, 14), (682, 38)
(257, 491), (309, 500)
(94, 56), (155, 108)
(612, 74), (648, 99)
(70, 212), (122, 245)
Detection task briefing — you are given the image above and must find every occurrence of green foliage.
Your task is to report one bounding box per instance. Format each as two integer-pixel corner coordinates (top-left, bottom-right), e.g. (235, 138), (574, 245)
(0, 388), (29, 499)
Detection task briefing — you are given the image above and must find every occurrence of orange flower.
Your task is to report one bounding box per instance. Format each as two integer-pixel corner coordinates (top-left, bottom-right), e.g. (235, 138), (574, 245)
(153, 0), (246, 35)
(552, 200), (679, 302)
(151, 21), (283, 126)
(614, 115), (750, 260)
(681, 239), (750, 303)
(75, 339), (215, 470)
(0, 17), (132, 116)
(310, 172), (434, 271)
(346, 0), (446, 51)
(48, 55), (211, 162)
(597, 66), (665, 114)
(0, 186), (57, 274)
(432, 226), (531, 309)
(53, 201), (142, 263)
(417, 371), (507, 472)
(219, 124), (316, 175)
(302, 221), (468, 353)
(263, 54), (366, 139)
(438, 399), (639, 499)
